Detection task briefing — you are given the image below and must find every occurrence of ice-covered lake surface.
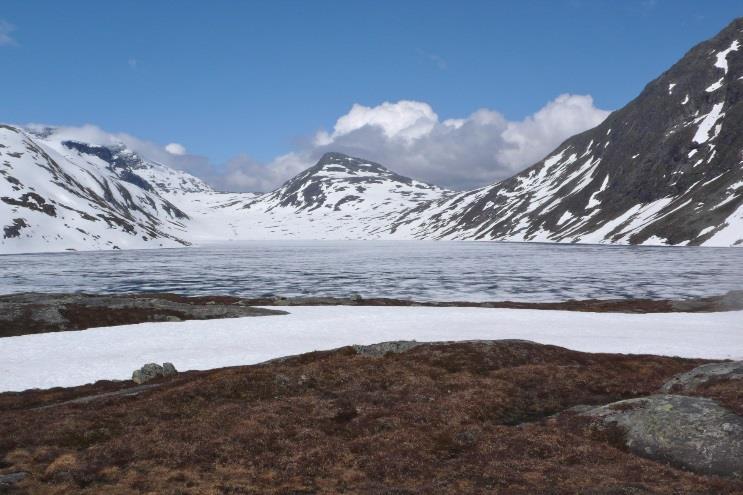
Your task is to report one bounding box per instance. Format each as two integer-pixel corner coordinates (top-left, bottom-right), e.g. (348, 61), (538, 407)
(1, 240), (742, 302)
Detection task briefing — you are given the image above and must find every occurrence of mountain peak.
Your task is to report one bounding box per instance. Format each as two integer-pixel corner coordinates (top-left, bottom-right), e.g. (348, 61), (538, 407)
(250, 152), (445, 213)
(311, 152), (392, 177)
(54, 138), (212, 196)
(317, 151), (353, 163)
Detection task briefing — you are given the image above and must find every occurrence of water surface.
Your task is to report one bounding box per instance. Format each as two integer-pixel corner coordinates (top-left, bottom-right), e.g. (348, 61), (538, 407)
(2, 241), (741, 302)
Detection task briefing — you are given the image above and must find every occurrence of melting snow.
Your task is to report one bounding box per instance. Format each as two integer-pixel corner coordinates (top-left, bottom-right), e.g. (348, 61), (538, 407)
(714, 39), (740, 74)
(586, 175), (609, 209)
(707, 201), (743, 246)
(706, 77), (724, 92)
(1, 307), (741, 391)
(643, 235), (668, 246)
(556, 211), (573, 225)
(692, 102), (725, 143)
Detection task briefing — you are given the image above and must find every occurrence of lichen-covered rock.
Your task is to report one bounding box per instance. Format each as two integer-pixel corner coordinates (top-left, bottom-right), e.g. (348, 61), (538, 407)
(132, 362), (178, 384)
(661, 361), (743, 393)
(162, 362), (178, 377)
(581, 394), (743, 478)
(351, 339), (537, 357)
(352, 340), (422, 356)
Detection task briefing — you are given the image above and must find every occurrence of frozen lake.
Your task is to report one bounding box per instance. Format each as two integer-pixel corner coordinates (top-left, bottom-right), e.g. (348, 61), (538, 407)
(1, 240), (741, 301)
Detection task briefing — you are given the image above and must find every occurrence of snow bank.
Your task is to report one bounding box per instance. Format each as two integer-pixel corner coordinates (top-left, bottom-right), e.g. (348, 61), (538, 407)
(1, 306), (741, 392)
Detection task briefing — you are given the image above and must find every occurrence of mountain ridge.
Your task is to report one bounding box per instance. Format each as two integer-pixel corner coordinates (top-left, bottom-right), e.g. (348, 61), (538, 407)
(0, 125), (192, 253)
(385, 17), (743, 246)
(2, 19), (742, 252)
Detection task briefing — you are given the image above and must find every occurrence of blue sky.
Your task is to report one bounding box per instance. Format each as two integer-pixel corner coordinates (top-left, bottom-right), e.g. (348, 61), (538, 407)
(1, 1), (741, 190)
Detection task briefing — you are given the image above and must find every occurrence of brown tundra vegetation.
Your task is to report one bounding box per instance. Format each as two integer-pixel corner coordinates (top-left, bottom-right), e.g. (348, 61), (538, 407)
(1, 340), (742, 494)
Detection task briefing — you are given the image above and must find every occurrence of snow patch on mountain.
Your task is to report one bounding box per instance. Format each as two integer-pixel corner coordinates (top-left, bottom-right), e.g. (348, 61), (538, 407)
(2, 19), (743, 253)
(0, 125), (190, 254)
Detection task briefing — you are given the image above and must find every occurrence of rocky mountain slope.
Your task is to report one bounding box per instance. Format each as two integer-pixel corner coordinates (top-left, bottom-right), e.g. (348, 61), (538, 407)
(0, 126), (448, 251)
(2, 19), (743, 253)
(0, 125), (192, 253)
(389, 18), (743, 246)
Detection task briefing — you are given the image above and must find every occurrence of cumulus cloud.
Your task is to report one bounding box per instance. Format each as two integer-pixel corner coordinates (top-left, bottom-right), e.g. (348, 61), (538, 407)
(0, 20), (17, 46)
(499, 94), (610, 168)
(249, 95), (610, 191)
(24, 94), (609, 193)
(165, 143), (186, 155)
(315, 101), (438, 145)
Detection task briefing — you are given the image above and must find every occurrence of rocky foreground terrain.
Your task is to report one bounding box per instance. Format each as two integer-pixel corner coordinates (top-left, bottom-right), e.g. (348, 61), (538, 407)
(0, 340), (742, 494)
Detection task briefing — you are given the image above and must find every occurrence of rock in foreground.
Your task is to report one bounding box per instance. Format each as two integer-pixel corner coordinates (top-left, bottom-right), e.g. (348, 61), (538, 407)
(131, 362), (178, 384)
(0, 341), (741, 494)
(580, 394), (743, 478)
(661, 360), (743, 393)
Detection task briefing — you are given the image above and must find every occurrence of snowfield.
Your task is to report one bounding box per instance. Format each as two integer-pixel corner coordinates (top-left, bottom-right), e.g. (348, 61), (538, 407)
(1, 306), (741, 392)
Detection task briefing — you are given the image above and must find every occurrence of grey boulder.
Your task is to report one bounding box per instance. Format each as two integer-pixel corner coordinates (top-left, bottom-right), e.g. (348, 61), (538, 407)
(581, 394), (743, 478)
(132, 362), (177, 384)
(661, 361), (743, 393)
(162, 362), (178, 377)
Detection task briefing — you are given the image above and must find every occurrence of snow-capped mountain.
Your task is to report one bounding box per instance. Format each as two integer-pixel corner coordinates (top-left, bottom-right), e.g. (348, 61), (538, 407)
(2, 18), (743, 253)
(183, 152), (449, 241)
(0, 125), (193, 253)
(0, 128), (448, 250)
(388, 18), (743, 247)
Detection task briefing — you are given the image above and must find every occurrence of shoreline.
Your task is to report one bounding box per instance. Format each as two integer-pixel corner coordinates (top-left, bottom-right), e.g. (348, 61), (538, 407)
(2, 290), (742, 338)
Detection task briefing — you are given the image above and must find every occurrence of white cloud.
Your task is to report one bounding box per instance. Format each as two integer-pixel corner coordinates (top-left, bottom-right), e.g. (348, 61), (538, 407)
(216, 153), (309, 192)
(499, 94), (610, 168)
(315, 100), (438, 145)
(165, 143), (186, 155)
(256, 95), (610, 190)
(0, 20), (17, 46)
(128, 58), (138, 69)
(23, 94), (609, 193)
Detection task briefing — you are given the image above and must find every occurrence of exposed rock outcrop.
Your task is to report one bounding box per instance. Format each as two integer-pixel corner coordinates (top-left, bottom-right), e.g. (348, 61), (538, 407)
(580, 394), (743, 478)
(132, 362), (178, 384)
(661, 360), (743, 393)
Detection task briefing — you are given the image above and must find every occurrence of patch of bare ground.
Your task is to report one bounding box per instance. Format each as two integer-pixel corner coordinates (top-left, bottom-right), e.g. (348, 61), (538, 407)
(1, 341), (740, 493)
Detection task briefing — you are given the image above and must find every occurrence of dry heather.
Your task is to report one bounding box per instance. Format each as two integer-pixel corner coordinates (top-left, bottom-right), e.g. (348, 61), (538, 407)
(1, 341), (741, 494)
